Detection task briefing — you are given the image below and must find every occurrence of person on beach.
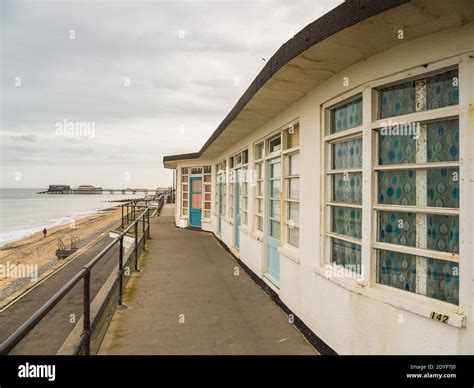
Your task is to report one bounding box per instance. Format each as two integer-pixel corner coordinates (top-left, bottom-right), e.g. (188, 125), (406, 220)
(43, 227), (47, 238)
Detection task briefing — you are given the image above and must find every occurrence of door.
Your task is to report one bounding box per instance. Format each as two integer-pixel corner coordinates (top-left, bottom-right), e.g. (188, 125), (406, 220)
(266, 157), (281, 285)
(217, 179), (223, 235)
(234, 169), (241, 250)
(189, 177), (202, 228)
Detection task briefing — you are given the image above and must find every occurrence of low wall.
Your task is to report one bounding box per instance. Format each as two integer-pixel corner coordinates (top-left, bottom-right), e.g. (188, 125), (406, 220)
(57, 234), (146, 355)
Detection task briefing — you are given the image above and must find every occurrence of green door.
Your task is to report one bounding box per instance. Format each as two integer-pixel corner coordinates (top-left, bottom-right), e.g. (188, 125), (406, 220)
(266, 157), (281, 285)
(234, 169), (241, 250)
(189, 177), (202, 228)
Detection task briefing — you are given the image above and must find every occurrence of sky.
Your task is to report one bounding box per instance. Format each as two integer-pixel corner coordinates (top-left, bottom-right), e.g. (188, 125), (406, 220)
(1, 0), (343, 189)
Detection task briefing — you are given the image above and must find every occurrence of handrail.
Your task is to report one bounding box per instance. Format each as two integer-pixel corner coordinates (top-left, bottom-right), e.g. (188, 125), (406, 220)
(119, 194), (161, 228)
(0, 193), (166, 355)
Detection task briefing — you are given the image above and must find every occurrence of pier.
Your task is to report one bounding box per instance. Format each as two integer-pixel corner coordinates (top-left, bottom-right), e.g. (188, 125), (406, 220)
(37, 185), (172, 195)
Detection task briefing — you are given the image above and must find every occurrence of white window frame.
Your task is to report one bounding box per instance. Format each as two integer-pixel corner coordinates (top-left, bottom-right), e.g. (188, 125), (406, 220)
(179, 165), (211, 221)
(282, 122), (300, 251)
(228, 148), (248, 225)
(317, 54), (471, 327)
(321, 91), (364, 274)
(241, 161), (249, 229)
(215, 160), (227, 220)
(229, 175), (234, 223)
(202, 166), (212, 220)
(180, 167), (189, 218)
(372, 66), (460, 298)
(253, 141), (265, 235)
(250, 121), (300, 251)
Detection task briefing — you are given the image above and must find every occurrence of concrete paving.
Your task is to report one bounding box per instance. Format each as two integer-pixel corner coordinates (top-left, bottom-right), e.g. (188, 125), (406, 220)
(99, 205), (317, 355)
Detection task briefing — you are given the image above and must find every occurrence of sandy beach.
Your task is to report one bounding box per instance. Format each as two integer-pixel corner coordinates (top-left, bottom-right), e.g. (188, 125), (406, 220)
(0, 207), (122, 302)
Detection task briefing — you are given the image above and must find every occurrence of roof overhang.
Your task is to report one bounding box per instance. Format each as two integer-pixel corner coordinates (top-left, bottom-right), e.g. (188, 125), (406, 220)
(163, 0), (474, 169)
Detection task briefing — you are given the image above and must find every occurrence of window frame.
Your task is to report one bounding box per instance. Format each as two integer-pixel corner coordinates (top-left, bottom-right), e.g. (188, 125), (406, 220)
(215, 160), (227, 220)
(181, 167), (189, 217)
(267, 134), (282, 155)
(282, 122), (301, 250)
(317, 54), (469, 325)
(202, 166), (212, 220)
(229, 148), (249, 225)
(241, 161), (249, 228)
(372, 67), (461, 304)
(283, 149), (300, 249)
(253, 141), (265, 234)
(322, 92), (364, 274)
(179, 166), (212, 220)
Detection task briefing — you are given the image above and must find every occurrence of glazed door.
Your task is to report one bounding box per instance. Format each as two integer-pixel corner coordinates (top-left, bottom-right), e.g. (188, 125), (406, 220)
(189, 177), (202, 228)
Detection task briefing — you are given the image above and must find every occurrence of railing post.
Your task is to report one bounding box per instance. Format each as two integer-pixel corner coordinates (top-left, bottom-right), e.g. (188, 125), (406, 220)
(121, 203), (124, 229)
(142, 212), (146, 251)
(134, 222), (139, 271)
(147, 208), (151, 239)
(83, 271), (91, 355)
(118, 236), (124, 305)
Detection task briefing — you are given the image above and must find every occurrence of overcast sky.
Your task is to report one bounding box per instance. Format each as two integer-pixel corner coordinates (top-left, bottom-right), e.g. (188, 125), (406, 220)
(1, 0), (342, 189)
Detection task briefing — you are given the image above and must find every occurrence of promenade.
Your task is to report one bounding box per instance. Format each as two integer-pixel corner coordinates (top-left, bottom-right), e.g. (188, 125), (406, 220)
(99, 205), (317, 355)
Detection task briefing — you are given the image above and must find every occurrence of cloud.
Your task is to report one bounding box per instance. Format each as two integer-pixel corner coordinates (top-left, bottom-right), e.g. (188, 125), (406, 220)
(1, 0), (343, 188)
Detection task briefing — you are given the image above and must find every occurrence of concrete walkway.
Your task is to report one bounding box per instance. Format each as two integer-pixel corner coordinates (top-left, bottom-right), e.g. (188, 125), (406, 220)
(99, 205), (317, 355)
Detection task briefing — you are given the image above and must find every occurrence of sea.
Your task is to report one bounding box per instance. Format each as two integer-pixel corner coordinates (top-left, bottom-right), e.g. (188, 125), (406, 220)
(0, 188), (145, 246)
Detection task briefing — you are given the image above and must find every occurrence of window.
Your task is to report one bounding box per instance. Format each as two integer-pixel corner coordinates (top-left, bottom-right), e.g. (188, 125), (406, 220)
(181, 168), (189, 217)
(229, 166), (234, 220)
(242, 171), (248, 226)
(375, 68), (460, 305)
(378, 69), (458, 119)
(325, 96), (363, 273)
(255, 142), (264, 160)
(282, 123), (300, 248)
(229, 149), (248, 222)
(284, 123), (300, 150)
(254, 142), (264, 232)
(215, 161), (227, 218)
(232, 149), (247, 168)
(203, 166), (212, 219)
(268, 135), (282, 153)
(330, 98), (362, 133)
(242, 149), (249, 164)
(284, 152), (300, 247)
(242, 152), (249, 226)
(268, 159), (281, 240)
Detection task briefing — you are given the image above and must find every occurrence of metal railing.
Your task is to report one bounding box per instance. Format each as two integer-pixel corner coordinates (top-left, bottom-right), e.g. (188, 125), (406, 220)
(0, 194), (166, 355)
